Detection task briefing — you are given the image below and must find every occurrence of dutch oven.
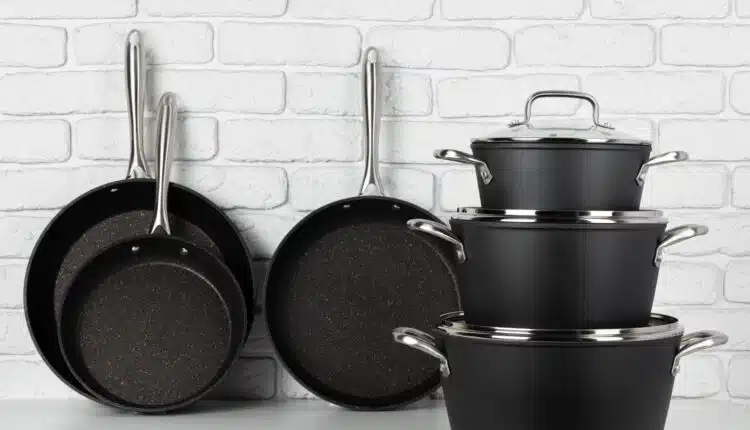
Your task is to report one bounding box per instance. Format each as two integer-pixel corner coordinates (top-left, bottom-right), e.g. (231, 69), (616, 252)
(394, 312), (728, 430)
(408, 209), (708, 328)
(435, 90), (688, 210)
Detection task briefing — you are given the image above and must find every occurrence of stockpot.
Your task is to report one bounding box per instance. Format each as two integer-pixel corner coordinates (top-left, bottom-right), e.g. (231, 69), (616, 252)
(394, 312), (728, 430)
(408, 209), (708, 328)
(435, 90), (688, 210)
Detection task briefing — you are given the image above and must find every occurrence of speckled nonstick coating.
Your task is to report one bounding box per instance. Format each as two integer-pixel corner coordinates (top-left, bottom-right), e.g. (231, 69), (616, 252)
(24, 179), (254, 401)
(58, 235), (247, 413)
(265, 196), (460, 410)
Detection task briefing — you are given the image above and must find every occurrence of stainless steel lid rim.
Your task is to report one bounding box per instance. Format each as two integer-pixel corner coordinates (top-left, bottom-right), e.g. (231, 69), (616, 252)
(471, 136), (651, 146)
(452, 207), (667, 224)
(437, 312), (684, 343)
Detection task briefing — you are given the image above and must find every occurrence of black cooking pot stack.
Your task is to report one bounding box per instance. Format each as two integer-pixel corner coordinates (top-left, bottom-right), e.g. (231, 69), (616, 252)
(396, 91), (729, 430)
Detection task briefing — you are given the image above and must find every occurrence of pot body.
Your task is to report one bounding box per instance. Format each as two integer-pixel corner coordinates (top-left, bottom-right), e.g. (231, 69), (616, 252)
(441, 333), (680, 430)
(470, 142), (651, 210)
(449, 218), (666, 328)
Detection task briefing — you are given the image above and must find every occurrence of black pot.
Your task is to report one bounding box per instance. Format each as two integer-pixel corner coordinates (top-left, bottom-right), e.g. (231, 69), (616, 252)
(394, 313), (727, 430)
(435, 91), (688, 211)
(408, 210), (708, 328)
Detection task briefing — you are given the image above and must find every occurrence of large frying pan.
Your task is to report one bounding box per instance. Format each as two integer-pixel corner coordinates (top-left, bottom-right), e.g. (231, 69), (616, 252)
(24, 31), (253, 399)
(265, 48), (460, 410)
(58, 94), (246, 413)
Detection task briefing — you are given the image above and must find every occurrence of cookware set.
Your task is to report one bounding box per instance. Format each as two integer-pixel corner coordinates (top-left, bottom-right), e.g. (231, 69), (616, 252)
(21, 29), (727, 428)
(397, 89), (727, 430)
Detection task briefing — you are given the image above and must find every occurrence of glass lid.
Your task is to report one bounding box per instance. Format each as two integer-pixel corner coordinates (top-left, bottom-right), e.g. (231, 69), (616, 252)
(472, 90), (650, 145)
(437, 312), (683, 343)
(453, 207), (666, 224)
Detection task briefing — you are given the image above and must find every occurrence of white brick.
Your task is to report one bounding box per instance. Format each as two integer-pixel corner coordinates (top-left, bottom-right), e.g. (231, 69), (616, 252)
(290, 0), (434, 21)
(590, 0), (729, 19)
(586, 72), (724, 114)
(0, 359), (76, 398)
(442, 0), (584, 20)
(641, 164), (727, 209)
(516, 25), (654, 67)
(220, 23), (360, 67)
(0, 166), (121, 211)
(0, 311), (34, 355)
(226, 211), (301, 259)
(654, 262), (720, 306)
(290, 166), (434, 211)
(0, 25), (65, 67)
(728, 355), (750, 398)
(732, 167), (750, 208)
(380, 121), (499, 164)
(288, 72), (431, 116)
(439, 169), (480, 211)
(0, 71), (123, 115)
(367, 26), (509, 70)
(142, 0), (286, 17)
(662, 25), (750, 66)
(0, 0), (135, 19)
(223, 119), (361, 162)
(209, 357), (276, 400)
(74, 23), (213, 65)
(0, 263), (25, 309)
(673, 355), (724, 398)
(729, 73), (750, 114)
(0, 215), (51, 258)
(726, 261), (750, 303)
(282, 370), (316, 399)
(736, 0), (750, 17)
(150, 70), (285, 114)
(666, 309), (750, 351)
(659, 120), (750, 161)
(76, 116), (217, 161)
(0, 121), (69, 163)
(438, 75), (580, 118)
(173, 166), (287, 210)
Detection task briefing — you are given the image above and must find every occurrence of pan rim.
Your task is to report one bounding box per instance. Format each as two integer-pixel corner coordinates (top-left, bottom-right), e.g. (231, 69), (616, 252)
(265, 194), (459, 410)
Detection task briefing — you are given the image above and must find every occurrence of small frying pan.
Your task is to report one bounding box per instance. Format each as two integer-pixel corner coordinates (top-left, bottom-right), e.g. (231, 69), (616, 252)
(58, 94), (247, 413)
(265, 48), (460, 410)
(24, 30), (253, 400)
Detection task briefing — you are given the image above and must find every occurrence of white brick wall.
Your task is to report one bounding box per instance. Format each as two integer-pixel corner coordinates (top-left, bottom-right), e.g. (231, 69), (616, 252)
(0, 0), (745, 408)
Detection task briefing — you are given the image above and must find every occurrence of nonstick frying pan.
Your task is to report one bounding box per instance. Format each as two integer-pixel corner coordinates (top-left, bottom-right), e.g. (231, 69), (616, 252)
(58, 94), (247, 413)
(24, 31), (253, 400)
(265, 47), (460, 410)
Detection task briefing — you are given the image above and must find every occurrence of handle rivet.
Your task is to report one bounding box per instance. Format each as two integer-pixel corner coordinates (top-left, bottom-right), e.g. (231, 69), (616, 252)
(131, 246), (140, 254)
(180, 248), (188, 256)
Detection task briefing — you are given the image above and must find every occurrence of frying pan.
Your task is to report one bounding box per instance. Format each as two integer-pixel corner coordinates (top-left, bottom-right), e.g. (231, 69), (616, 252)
(265, 47), (460, 410)
(24, 30), (253, 400)
(58, 93), (247, 413)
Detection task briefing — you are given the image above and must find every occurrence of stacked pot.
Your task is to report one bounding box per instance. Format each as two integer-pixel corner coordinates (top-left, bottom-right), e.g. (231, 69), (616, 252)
(394, 91), (729, 430)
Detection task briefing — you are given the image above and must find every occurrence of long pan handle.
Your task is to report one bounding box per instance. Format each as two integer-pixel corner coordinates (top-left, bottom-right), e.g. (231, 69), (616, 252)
(359, 47), (385, 197)
(150, 93), (177, 236)
(125, 30), (150, 180)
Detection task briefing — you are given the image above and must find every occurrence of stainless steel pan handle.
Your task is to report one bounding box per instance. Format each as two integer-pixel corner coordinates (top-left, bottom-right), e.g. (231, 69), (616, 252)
(654, 225), (709, 267)
(393, 327), (450, 377)
(635, 151), (689, 187)
(510, 90), (613, 130)
(125, 30), (150, 180)
(359, 47), (384, 197)
(672, 331), (728, 376)
(407, 219), (466, 263)
(434, 149), (493, 185)
(149, 93), (177, 236)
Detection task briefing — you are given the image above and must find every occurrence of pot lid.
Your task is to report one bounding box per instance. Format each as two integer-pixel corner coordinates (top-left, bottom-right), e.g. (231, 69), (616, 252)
(437, 312), (683, 343)
(453, 207), (666, 224)
(472, 90), (650, 146)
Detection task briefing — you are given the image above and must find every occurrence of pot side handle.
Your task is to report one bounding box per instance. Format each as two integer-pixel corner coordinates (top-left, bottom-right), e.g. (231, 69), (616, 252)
(672, 331), (728, 376)
(407, 219), (466, 263)
(635, 151), (689, 187)
(393, 327), (450, 377)
(654, 224), (709, 267)
(434, 149), (493, 185)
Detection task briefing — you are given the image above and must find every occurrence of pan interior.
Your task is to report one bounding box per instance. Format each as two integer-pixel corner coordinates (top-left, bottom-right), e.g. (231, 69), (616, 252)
(267, 198), (460, 408)
(62, 255), (233, 408)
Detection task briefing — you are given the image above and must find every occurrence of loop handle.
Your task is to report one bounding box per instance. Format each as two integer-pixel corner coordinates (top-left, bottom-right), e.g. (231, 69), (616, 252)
(510, 90), (613, 130)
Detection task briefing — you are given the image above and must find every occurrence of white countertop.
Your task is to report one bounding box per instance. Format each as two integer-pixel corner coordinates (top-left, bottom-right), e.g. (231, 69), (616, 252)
(1, 399), (749, 430)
